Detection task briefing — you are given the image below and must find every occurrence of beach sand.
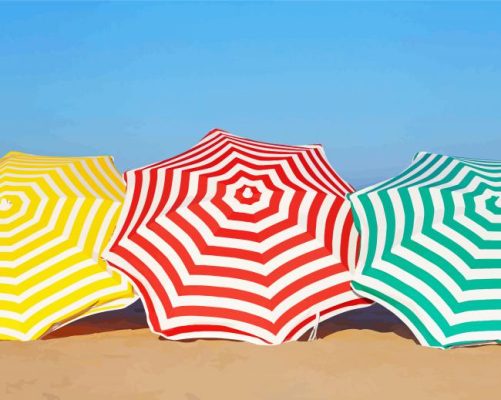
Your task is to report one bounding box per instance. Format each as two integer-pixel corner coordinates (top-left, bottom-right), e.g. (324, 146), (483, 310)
(1, 302), (500, 400)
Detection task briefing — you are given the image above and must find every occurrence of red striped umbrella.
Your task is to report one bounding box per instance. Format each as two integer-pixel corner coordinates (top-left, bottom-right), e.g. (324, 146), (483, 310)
(104, 129), (370, 344)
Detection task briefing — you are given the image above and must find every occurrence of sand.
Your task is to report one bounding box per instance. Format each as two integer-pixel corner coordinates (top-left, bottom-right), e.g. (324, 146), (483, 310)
(1, 303), (500, 400)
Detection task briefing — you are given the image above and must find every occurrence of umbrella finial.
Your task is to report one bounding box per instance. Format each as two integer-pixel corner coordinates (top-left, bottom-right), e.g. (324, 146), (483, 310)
(242, 187), (253, 199)
(0, 198), (12, 211)
(495, 195), (501, 208)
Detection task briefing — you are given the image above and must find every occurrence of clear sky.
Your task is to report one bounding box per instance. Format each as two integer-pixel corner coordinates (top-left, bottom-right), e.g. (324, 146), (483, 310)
(1, 2), (500, 188)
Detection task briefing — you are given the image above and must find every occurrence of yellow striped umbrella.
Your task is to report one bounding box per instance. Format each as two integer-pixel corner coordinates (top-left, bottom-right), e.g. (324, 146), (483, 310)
(0, 151), (136, 340)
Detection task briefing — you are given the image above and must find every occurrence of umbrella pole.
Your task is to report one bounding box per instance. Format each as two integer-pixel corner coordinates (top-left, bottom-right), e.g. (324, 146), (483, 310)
(308, 312), (320, 341)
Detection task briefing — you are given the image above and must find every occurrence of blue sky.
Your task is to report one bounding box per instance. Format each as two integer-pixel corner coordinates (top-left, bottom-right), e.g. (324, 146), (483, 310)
(1, 2), (500, 187)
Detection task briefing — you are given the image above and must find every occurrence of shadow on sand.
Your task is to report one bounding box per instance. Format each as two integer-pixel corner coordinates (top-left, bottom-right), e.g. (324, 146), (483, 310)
(44, 300), (149, 339)
(45, 301), (417, 344)
(309, 304), (417, 343)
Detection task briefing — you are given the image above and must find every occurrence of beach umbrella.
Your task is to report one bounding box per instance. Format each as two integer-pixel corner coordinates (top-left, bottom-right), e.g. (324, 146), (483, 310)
(0, 151), (136, 340)
(104, 129), (370, 344)
(349, 151), (501, 348)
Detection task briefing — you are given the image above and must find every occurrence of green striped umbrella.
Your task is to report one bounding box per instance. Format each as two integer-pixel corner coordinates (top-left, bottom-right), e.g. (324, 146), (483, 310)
(349, 152), (501, 348)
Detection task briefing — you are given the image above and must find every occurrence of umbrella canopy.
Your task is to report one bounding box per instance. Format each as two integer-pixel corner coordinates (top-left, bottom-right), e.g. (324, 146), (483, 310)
(349, 151), (501, 348)
(0, 151), (136, 340)
(104, 129), (370, 344)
